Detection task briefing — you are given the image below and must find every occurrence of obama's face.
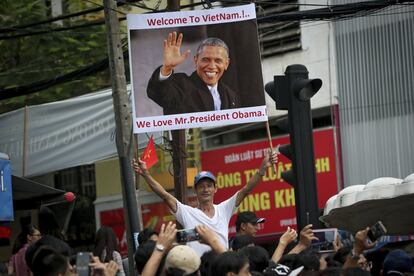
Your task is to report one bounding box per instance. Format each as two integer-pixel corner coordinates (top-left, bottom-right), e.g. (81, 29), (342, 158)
(194, 45), (229, 86)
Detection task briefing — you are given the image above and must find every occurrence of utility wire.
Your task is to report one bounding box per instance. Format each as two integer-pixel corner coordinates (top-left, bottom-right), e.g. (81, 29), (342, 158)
(1, 0), (411, 41)
(1, 0), (412, 99)
(0, 6), (104, 33)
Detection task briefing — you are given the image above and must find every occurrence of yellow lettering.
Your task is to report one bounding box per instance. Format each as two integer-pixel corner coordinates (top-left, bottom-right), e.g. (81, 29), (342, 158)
(216, 172), (242, 189)
(216, 172), (224, 189)
(238, 192), (271, 212)
(274, 188), (296, 208)
(234, 172), (241, 186)
(224, 173), (233, 187)
(274, 190), (285, 208)
(315, 157), (330, 173)
(249, 194), (260, 211)
(260, 192), (270, 210)
(285, 188), (295, 207)
(267, 166), (277, 180)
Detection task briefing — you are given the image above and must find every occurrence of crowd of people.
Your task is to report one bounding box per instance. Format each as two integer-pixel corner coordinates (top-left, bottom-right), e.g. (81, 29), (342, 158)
(4, 151), (413, 275)
(132, 222), (413, 276)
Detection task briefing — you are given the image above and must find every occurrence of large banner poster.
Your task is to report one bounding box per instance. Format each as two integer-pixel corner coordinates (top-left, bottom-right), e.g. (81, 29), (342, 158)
(201, 128), (340, 236)
(127, 4), (267, 133)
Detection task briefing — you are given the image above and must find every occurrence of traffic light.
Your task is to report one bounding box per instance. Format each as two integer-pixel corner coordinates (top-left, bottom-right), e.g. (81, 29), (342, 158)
(265, 64), (322, 230)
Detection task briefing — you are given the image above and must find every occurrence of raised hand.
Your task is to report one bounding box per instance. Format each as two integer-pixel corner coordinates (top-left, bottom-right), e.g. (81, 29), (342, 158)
(157, 222), (177, 251)
(161, 32), (191, 76)
(353, 227), (376, 254)
(259, 149), (278, 174)
(279, 226), (298, 246)
(298, 224), (318, 247)
(195, 225), (226, 253)
(132, 158), (148, 176)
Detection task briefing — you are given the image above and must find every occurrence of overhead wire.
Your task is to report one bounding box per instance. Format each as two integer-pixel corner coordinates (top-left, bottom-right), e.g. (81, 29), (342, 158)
(1, 0), (412, 99)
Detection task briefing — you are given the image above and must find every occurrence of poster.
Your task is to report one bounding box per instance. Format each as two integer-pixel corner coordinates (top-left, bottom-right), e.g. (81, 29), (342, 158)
(127, 4), (267, 133)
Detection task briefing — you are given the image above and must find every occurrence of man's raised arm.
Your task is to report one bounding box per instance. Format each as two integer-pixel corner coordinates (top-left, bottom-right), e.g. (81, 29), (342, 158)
(235, 150), (278, 206)
(132, 158), (178, 212)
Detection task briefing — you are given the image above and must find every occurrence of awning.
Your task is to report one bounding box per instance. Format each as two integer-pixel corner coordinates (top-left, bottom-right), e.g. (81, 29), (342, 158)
(12, 175), (66, 210)
(321, 173), (414, 235)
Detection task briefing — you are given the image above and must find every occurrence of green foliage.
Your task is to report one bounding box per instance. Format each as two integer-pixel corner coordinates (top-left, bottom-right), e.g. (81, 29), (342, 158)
(0, 0), (130, 113)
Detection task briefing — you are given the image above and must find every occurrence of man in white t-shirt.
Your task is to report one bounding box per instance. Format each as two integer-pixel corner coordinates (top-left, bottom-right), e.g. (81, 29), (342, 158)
(132, 151), (277, 256)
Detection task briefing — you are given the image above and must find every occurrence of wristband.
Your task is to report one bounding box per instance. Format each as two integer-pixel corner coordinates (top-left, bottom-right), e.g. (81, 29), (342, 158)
(155, 244), (165, 252)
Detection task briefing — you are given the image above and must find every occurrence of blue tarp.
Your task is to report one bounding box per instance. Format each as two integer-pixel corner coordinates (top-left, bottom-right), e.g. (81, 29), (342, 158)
(0, 159), (13, 221)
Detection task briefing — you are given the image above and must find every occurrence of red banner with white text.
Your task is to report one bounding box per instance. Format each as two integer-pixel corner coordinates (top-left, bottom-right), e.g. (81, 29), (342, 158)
(201, 128), (339, 236)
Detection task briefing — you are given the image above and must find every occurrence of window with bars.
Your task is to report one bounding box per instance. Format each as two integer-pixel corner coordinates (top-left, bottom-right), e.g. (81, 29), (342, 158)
(256, 0), (301, 57)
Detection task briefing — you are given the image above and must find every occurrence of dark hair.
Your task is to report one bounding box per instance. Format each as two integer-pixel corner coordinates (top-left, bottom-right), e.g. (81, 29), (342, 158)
(135, 240), (156, 274)
(211, 251), (249, 276)
(26, 235), (72, 271)
(12, 224), (39, 254)
(343, 267), (371, 276)
(320, 267), (344, 276)
(31, 246), (69, 276)
(231, 234), (255, 251)
(239, 245), (270, 273)
(93, 226), (119, 263)
(165, 267), (199, 276)
(278, 253), (304, 270)
(200, 250), (218, 276)
(333, 247), (352, 265)
(138, 228), (159, 245)
(298, 250), (320, 271)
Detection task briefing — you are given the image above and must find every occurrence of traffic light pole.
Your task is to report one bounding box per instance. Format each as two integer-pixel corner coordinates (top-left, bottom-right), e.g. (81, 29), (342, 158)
(285, 65), (321, 230)
(265, 64), (322, 231)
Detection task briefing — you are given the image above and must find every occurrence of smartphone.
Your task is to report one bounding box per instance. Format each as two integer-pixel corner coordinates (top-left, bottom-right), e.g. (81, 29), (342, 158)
(176, 228), (200, 243)
(367, 221), (387, 242)
(311, 228), (338, 253)
(76, 252), (90, 276)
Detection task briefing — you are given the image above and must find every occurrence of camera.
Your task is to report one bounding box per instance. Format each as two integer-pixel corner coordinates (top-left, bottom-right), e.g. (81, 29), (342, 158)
(76, 252), (91, 276)
(310, 228), (338, 253)
(367, 221), (387, 242)
(176, 228), (200, 243)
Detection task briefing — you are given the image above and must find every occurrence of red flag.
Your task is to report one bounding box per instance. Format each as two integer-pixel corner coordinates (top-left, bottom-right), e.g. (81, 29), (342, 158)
(141, 136), (158, 169)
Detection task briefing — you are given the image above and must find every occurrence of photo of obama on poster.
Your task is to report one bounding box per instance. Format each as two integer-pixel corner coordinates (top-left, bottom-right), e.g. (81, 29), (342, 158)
(127, 4), (267, 133)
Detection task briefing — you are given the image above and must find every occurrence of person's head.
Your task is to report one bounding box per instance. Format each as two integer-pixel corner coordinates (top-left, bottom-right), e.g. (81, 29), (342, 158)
(200, 250), (218, 276)
(235, 212), (265, 236)
(382, 249), (412, 276)
(135, 240), (156, 274)
(211, 251), (251, 276)
(194, 171), (217, 204)
(27, 225), (42, 245)
(231, 234), (255, 251)
(25, 235), (73, 274)
(138, 228), (159, 245)
(165, 245), (201, 276)
(333, 247), (351, 265)
(93, 226), (119, 262)
(343, 267), (371, 276)
(31, 246), (71, 276)
(298, 250), (320, 271)
(25, 236), (71, 271)
(239, 245), (269, 273)
(194, 37), (230, 86)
